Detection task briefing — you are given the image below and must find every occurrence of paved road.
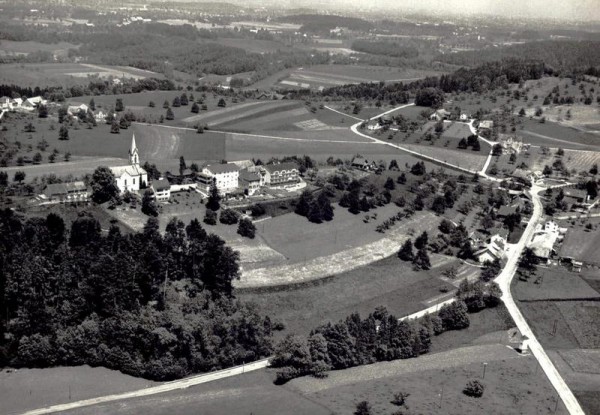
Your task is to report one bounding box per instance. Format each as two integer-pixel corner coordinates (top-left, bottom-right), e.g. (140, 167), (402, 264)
(20, 359), (270, 415)
(495, 183), (585, 415)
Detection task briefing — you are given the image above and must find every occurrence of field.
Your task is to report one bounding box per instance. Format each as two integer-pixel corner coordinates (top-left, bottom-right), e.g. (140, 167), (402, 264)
(0, 40), (78, 58)
(0, 63), (163, 88)
(239, 253), (458, 337)
(0, 365), (157, 415)
(513, 268), (600, 301)
(251, 64), (443, 91)
(558, 227), (600, 264)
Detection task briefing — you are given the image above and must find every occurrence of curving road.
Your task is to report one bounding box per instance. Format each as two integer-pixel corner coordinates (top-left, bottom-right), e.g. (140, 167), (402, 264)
(495, 182), (585, 415)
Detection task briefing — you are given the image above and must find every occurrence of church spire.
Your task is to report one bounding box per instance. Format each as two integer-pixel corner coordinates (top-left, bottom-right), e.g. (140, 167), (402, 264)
(129, 133), (139, 166)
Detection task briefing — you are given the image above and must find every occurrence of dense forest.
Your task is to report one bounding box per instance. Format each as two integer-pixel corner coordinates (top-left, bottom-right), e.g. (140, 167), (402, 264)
(351, 40), (419, 59)
(277, 14), (373, 33)
(437, 40), (600, 76)
(0, 209), (272, 380)
(319, 58), (546, 103)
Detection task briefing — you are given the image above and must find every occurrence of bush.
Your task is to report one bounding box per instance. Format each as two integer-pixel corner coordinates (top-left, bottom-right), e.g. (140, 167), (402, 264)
(219, 209), (239, 225)
(463, 380), (485, 398)
(250, 203), (266, 217)
(203, 209), (217, 225)
(237, 218), (256, 239)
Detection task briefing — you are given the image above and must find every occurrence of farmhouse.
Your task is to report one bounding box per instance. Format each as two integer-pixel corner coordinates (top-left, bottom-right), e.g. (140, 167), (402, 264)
(351, 157), (377, 171)
(151, 179), (171, 203)
(429, 109), (451, 121)
(0, 96), (11, 110)
(475, 233), (507, 263)
(42, 181), (89, 203)
(21, 96), (46, 111)
(562, 188), (593, 208)
(527, 222), (563, 262)
(68, 103), (89, 116)
(498, 134), (523, 154)
(202, 163), (240, 194)
(110, 134), (148, 193)
(262, 162), (300, 189)
(479, 120), (494, 131)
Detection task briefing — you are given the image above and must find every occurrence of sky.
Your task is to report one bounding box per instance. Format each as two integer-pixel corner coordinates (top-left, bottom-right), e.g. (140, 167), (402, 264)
(363, 0), (600, 22)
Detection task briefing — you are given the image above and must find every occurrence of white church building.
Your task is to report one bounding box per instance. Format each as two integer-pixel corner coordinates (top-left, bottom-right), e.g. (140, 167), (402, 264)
(110, 134), (148, 193)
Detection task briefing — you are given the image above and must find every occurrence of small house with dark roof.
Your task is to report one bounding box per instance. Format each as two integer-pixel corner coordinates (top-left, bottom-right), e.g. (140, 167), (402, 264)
(151, 179), (171, 203)
(562, 188), (590, 206)
(239, 169), (262, 196)
(351, 157), (377, 171)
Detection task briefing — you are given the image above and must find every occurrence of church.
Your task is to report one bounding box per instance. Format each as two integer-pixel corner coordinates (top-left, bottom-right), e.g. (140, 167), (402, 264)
(110, 134), (148, 193)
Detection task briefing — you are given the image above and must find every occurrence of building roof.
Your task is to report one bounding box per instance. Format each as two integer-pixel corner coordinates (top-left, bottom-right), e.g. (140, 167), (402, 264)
(205, 163), (240, 174)
(152, 179), (170, 191)
(263, 162), (298, 173)
(351, 157), (373, 166)
(528, 230), (558, 259)
(110, 164), (147, 178)
(479, 120), (494, 129)
(44, 181), (87, 196)
(239, 170), (261, 182)
(229, 160), (255, 170)
(489, 227), (509, 240)
(563, 188), (588, 201)
(497, 205), (518, 216)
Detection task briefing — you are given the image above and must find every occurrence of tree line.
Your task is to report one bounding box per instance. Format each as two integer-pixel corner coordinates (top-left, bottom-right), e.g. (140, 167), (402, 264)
(0, 210), (272, 380)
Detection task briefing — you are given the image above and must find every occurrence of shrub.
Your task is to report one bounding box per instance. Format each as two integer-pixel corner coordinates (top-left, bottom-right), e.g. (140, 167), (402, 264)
(219, 209), (239, 225)
(203, 209), (217, 225)
(463, 380), (485, 398)
(237, 218), (256, 239)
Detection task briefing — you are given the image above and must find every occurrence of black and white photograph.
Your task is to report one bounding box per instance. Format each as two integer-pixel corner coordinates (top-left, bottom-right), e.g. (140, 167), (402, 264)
(0, 0), (599, 414)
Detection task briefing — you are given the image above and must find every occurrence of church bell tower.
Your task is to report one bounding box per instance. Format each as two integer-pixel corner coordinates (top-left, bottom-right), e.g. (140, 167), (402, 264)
(129, 134), (140, 167)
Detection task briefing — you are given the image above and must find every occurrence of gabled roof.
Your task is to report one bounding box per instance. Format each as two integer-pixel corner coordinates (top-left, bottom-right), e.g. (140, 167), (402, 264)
(563, 188), (588, 201)
(152, 179), (170, 191)
(111, 164), (147, 177)
(204, 163), (240, 174)
(239, 170), (261, 182)
(497, 205), (518, 216)
(263, 162), (298, 173)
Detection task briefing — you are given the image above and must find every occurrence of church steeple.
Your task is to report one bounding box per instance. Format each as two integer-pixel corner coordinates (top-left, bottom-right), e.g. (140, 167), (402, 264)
(129, 134), (139, 166)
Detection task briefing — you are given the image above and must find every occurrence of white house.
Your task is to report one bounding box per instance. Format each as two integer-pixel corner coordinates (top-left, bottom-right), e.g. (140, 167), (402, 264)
(10, 97), (23, 109)
(475, 231), (507, 264)
(151, 179), (171, 203)
(0, 96), (11, 110)
(430, 109), (451, 121)
(459, 113), (469, 121)
(110, 134), (148, 193)
(262, 162), (300, 189)
(22, 96), (46, 111)
(202, 163), (240, 194)
(68, 103), (89, 116)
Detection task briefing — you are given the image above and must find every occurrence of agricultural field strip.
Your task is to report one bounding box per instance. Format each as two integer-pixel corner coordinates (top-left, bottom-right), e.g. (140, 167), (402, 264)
(290, 344), (519, 394)
(19, 359), (271, 415)
(197, 102), (302, 126)
(181, 101), (269, 123)
(131, 122), (372, 144)
(522, 130), (594, 149)
(323, 106), (364, 121)
(237, 212), (443, 288)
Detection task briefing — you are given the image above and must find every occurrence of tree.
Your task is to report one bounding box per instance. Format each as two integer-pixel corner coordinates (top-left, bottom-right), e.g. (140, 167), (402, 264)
(180, 93), (188, 106)
(413, 247), (431, 270)
(354, 401), (372, 415)
(142, 190), (159, 217)
(415, 87), (445, 108)
(179, 156), (187, 176)
(384, 177), (395, 190)
(218, 98), (226, 107)
(166, 107), (174, 120)
(458, 137), (468, 149)
(191, 102), (199, 113)
(398, 239), (414, 261)
(90, 166), (119, 204)
(492, 144), (503, 156)
(590, 164), (598, 175)
(518, 107), (526, 117)
(203, 209), (217, 225)
(172, 96), (181, 107)
(58, 106), (68, 123)
(543, 165), (553, 176)
(439, 219), (453, 234)
(237, 218), (256, 239)
(410, 161), (426, 176)
(33, 152), (42, 164)
(14, 171), (26, 183)
(520, 247), (539, 270)
(115, 98), (124, 112)
(148, 100), (155, 108)
(295, 190), (313, 217)
(196, 125), (204, 134)
(414, 231), (428, 250)
(391, 392), (410, 407)
(438, 301), (470, 330)
(0, 171), (7, 187)
(219, 209), (239, 225)
(119, 117), (129, 130)
(58, 125), (69, 141)
(110, 120), (120, 134)
(163, 100), (170, 109)
(89, 98), (96, 111)
(397, 172), (407, 184)
(317, 192), (334, 222)
(206, 183), (220, 211)
(37, 104), (48, 118)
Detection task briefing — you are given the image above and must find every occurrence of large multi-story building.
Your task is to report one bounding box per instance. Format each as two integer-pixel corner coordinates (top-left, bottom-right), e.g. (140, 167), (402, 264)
(201, 163), (240, 194)
(262, 162), (300, 189)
